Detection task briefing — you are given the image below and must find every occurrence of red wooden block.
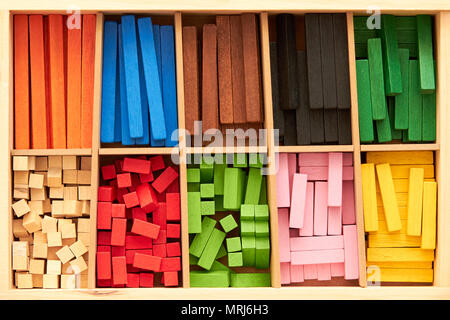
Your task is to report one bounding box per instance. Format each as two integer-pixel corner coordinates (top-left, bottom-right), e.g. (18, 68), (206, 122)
(152, 166), (179, 193)
(131, 173), (141, 187)
(153, 202), (167, 230)
(127, 265), (142, 273)
(149, 155), (165, 171)
(160, 273), (165, 285)
(111, 203), (126, 218)
(133, 253), (162, 272)
(160, 257), (181, 272)
(156, 192), (166, 203)
(167, 224), (180, 238)
(97, 202), (112, 229)
(101, 164), (117, 180)
(97, 279), (112, 287)
(163, 271), (178, 287)
(136, 183), (159, 212)
(112, 246), (126, 257)
(112, 256), (127, 285)
(139, 171), (154, 183)
(97, 251), (111, 280)
(97, 245), (111, 252)
(154, 230), (167, 245)
(117, 173), (132, 188)
(97, 231), (111, 245)
(139, 273), (154, 287)
(166, 180), (180, 193)
(98, 186), (116, 202)
(126, 273), (140, 288)
(131, 219), (160, 239)
(125, 235), (153, 249)
(126, 249), (152, 264)
(122, 157), (151, 174)
(166, 242), (181, 257)
(153, 244), (167, 258)
(111, 218), (127, 246)
(166, 193), (181, 221)
(123, 191), (139, 208)
(132, 207), (147, 221)
(114, 159), (123, 173)
(116, 188), (128, 204)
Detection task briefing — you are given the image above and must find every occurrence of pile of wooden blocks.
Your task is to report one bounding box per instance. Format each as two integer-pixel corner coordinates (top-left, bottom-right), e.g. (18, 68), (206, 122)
(100, 16), (178, 147)
(355, 15), (436, 143)
(362, 151), (436, 283)
(182, 14), (263, 139)
(188, 154), (271, 287)
(11, 155), (91, 288)
(96, 155), (181, 287)
(270, 13), (352, 145)
(13, 14), (96, 149)
(277, 153), (359, 284)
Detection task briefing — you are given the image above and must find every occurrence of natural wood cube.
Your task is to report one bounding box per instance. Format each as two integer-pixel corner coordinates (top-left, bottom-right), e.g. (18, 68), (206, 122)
(13, 184), (29, 200)
(35, 156), (48, 171)
(29, 259), (45, 274)
(62, 156), (78, 170)
(80, 274), (88, 288)
(13, 156), (29, 171)
(51, 200), (65, 218)
(69, 256), (88, 274)
(43, 198), (52, 213)
(12, 199), (30, 218)
(61, 274), (76, 289)
(33, 231), (47, 244)
(77, 170), (91, 185)
(12, 241), (29, 271)
(42, 215), (57, 233)
(49, 186), (64, 199)
(81, 200), (90, 215)
(35, 171), (48, 187)
(19, 234), (33, 244)
(63, 170), (78, 184)
(80, 157), (91, 170)
(13, 219), (29, 238)
(17, 273), (33, 288)
(47, 260), (62, 275)
(43, 274), (59, 288)
(32, 274), (43, 288)
(29, 173), (44, 189)
(77, 219), (90, 233)
(14, 171), (29, 185)
(77, 233), (90, 247)
(30, 187), (46, 201)
(63, 200), (82, 217)
(64, 186), (78, 200)
(22, 211), (42, 233)
(32, 243), (48, 259)
(28, 156), (36, 170)
(78, 186), (91, 201)
(56, 246), (75, 264)
(48, 156), (62, 168)
(28, 200), (43, 215)
(69, 240), (88, 258)
(47, 167), (62, 187)
(47, 231), (62, 247)
(58, 218), (72, 231)
(61, 223), (77, 239)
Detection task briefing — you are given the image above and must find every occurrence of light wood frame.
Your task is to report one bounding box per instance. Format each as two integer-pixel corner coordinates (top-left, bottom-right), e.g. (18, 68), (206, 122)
(0, 3), (449, 299)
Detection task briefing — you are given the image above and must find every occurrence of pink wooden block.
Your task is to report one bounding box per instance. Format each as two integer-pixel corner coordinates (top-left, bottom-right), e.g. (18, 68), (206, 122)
(290, 249), (345, 265)
(343, 153), (353, 166)
(313, 182), (328, 236)
(290, 235), (344, 251)
(303, 264), (318, 280)
(290, 264), (304, 283)
(330, 263), (345, 277)
(289, 174), (307, 229)
(280, 262), (291, 285)
(343, 225), (359, 280)
(327, 206), (342, 235)
(298, 153), (328, 167)
(342, 181), (356, 225)
(276, 153), (290, 207)
(278, 208), (290, 262)
(317, 263), (332, 281)
(288, 153), (297, 199)
(299, 166), (327, 181)
(299, 182), (314, 237)
(328, 153), (343, 207)
(343, 166), (354, 180)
